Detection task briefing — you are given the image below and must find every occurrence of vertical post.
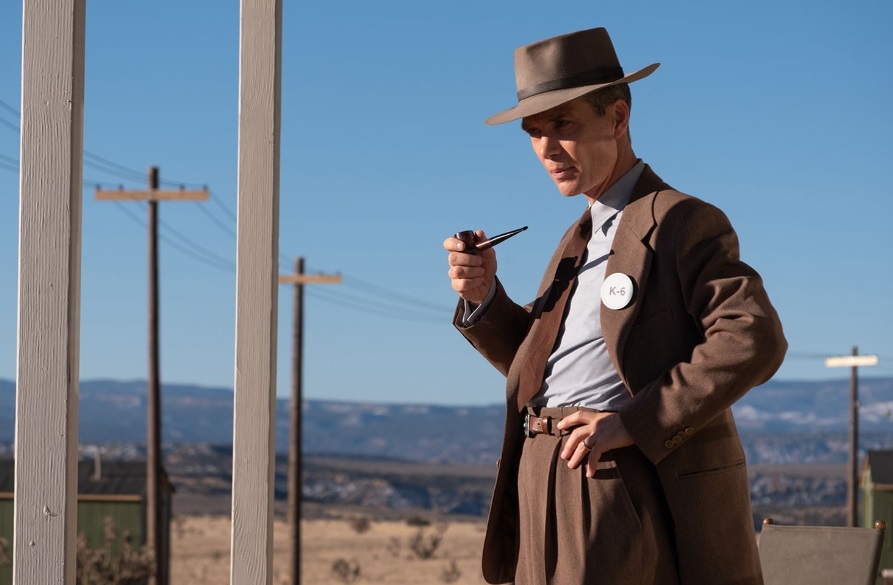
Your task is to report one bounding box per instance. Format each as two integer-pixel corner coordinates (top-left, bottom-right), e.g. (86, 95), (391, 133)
(146, 166), (164, 584)
(93, 176), (205, 583)
(278, 263), (338, 585)
(230, 0), (282, 582)
(848, 345), (859, 527)
(826, 349), (878, 528)
(288, 257), (304, 585)
(13, 1), (86, 584)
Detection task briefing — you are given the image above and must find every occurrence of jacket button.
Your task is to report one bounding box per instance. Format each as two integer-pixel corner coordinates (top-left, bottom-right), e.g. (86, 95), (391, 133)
(664, 440), (675, 449)
(672, 435), (683, 445)
(685, 427), (695, 436)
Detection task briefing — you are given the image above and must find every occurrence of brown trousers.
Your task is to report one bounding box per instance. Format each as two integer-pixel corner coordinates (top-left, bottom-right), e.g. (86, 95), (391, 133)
(515, 407), (680, 585)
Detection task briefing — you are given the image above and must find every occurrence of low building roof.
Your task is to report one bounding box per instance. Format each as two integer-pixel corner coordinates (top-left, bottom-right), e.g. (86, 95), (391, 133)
(865, 450), (893, 488)
(0, 459), (172, 497)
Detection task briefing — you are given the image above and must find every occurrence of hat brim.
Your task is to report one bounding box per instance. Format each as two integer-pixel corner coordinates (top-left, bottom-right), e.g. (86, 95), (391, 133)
(484, 62), (660, 126)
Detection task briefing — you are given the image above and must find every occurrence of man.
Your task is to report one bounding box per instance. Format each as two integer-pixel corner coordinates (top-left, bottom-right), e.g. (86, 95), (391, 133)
(444, 27), (787, 585)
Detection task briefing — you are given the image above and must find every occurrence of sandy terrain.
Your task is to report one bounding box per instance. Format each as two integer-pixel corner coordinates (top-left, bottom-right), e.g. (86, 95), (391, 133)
(170, 515), (489, 585)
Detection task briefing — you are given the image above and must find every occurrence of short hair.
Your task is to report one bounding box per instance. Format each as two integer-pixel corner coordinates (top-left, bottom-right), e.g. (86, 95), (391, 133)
(584, 83), (632, 141)
(584, 83), (631, 116)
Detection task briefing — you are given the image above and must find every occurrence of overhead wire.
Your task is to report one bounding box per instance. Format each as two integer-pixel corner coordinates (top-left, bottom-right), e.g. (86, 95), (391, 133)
(111, 201), (236, 273)
(0, 153), (18, 173)
(0, 94), (450, 323)
(305, 288), (445, 324)
(193, 198), (237, 239)
(306, 283), (447, 320)
(0, 117), (18, 133)
(83, 152), (148, 183)
(101, 185), (448, 322)
(339, 274), (447, 314)
(0, 98), (18, 117)
(158, 215), (236, 271)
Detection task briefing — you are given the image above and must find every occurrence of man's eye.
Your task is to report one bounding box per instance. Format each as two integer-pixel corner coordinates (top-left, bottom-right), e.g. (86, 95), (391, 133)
(554, 120), (570, 130)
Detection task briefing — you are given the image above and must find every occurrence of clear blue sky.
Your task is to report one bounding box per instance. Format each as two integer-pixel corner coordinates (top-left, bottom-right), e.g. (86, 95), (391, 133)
(1, 1), (891, 406)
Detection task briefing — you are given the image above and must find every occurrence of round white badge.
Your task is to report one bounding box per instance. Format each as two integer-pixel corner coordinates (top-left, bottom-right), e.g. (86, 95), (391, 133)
(600, 273), (635, 310)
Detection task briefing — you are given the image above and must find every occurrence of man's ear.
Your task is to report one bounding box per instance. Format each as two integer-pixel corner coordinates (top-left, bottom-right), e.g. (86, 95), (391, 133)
(612, 100), (630, 139)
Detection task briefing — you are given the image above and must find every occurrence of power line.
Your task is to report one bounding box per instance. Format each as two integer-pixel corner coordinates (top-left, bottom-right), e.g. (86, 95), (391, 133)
(312, 285), (446, 320)
(192, 197), (236, 239)
(108, 206), (448, 321)
(0, 95), (447, 324)
(0, 116), (18, 133)
(0, 97), (19, 117)
(0, 97), (211, 190)
(0, 152), (18, 172)
(158, 217), (236, 271)
(0, 94), (249, 273)
(84, 153), (148, 183)
(159, 177), (208, 191)
(305, 287), (445, 324)
(110, 199), (237, 273)
(339, 274), (448, 313)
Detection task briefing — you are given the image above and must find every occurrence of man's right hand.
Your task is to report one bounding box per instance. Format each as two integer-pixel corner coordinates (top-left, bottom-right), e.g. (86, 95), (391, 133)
(444, 230), (497, 304)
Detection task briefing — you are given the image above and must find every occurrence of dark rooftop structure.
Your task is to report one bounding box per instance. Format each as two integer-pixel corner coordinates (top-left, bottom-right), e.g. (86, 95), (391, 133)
(0, 458), (172, 585)
(863, 450), (893, 489)
(0, 459), (165, 497)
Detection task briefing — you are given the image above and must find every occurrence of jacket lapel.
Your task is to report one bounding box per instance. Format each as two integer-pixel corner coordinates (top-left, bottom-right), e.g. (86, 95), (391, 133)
(506, 165), (670, 404)
(601, 165), (668, 389)
(514, 210), (591, 410)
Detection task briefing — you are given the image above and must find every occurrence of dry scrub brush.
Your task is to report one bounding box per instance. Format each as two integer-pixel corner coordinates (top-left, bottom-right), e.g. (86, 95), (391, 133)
(331, 558), (361, 583)
(0, 537), (10, 568)
(439, 559), (462, 583)
(76, 517), (153, 585)
(408, 523), (448, 560)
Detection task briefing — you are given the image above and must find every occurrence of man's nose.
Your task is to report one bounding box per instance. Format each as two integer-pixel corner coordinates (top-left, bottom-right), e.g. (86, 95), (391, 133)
(536, 135), (561, 159)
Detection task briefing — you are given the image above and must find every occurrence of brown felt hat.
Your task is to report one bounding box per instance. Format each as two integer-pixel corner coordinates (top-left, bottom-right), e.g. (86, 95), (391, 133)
(485, 27), (659, 125)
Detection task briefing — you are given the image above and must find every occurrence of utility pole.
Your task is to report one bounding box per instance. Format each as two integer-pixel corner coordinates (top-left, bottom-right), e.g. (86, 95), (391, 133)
(95, 167), (208, 585)
(825, 347), (879, 527)
(279, 258), (340, 585)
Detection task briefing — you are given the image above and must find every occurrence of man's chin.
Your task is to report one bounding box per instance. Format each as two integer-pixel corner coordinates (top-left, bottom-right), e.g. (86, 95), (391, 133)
(552, 181), (581, 198)
(557, 187), (583, 198)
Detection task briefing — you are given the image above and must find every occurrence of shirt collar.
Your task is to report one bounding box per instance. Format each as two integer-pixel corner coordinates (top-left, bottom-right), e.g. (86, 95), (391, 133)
(589, 159), (644, 231)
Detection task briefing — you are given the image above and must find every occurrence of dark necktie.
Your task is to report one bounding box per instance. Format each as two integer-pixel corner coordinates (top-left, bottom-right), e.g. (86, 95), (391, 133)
(516, 208), (593, 411)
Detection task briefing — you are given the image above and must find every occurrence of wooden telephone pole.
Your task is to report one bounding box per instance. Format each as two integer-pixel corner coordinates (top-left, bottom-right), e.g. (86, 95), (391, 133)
(825, 347), (879, 527)
(279, 258), (340, 585)
(95, 167), (208, 585)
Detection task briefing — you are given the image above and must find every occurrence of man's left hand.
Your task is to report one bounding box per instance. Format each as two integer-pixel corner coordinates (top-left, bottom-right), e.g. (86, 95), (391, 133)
(556, 411), (634, 478)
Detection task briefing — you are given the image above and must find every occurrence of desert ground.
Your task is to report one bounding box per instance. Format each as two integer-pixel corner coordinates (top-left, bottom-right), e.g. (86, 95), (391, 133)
(170, 514), (489, 585)
(167, 463), (850, 584)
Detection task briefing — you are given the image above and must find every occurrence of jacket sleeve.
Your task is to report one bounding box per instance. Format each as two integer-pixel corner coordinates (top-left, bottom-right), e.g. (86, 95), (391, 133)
(619, 201), (787, 465)
(452, 278), (532, 377)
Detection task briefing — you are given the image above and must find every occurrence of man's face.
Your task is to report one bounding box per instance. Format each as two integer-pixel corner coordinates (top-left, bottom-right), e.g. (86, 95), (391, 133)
(521, 97), (622, 202)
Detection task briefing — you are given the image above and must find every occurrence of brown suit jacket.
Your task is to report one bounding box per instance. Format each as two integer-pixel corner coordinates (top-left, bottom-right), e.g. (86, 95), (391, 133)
(454, 165), (787, 584)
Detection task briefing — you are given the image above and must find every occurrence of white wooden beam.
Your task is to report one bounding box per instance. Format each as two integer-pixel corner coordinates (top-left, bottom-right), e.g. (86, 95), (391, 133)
(14, 1), (86, 584)
(230, 0), (282, 583)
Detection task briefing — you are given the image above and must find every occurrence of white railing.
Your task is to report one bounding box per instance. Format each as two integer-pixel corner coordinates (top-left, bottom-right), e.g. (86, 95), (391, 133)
(12, 0), (283, 583)
(13, 0), (86, 582)
(230, 0), (283, 582)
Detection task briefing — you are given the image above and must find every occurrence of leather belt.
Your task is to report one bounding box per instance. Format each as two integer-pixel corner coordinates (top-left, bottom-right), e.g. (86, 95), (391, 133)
(523, 414), (570, 438)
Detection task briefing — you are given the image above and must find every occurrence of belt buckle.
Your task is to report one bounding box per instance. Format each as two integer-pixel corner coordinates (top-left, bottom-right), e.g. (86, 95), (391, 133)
(524, 413), (552, 437)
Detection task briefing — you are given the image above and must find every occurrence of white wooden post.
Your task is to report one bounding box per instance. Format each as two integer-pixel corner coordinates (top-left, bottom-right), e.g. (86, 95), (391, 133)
(230, 0), (282, 582)
(13, 1), (86, 584)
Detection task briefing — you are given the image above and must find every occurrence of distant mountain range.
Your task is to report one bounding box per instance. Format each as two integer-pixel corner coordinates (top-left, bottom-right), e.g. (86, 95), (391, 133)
(1, 377), (892, 465)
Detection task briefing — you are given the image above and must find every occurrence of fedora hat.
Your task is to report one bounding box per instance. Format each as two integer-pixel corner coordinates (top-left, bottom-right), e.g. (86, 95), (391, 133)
(485, 27), (659, 125)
